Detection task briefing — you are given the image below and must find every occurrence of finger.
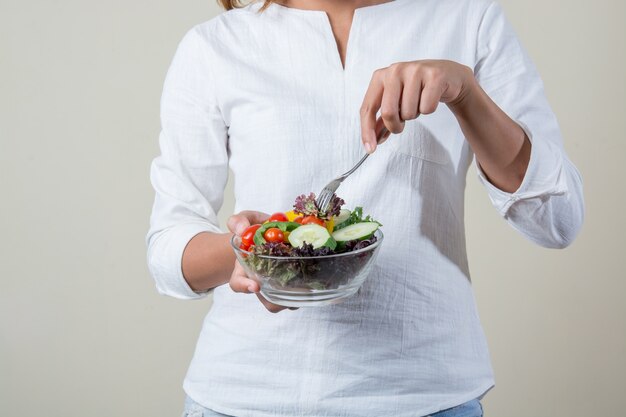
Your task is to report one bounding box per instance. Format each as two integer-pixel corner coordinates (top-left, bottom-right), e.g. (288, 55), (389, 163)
(400, 73), (422, 121)
(380, 70), (405, 135)
(360, 69), (385, 154)
(229, 262), (259, 293)
(227, 210), (269, 235)
(419, 82), (445, 115)
(255, 293), (288, 313)
(374, 118), (392, 145)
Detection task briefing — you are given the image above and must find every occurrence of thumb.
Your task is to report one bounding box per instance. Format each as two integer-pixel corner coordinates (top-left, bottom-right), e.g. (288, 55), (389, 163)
(228, 210), (270, 235)
(227, 215), (250, 236)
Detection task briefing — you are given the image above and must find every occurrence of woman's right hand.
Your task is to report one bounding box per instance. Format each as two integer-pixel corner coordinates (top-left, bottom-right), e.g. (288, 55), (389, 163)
(227, 211), (296, 313)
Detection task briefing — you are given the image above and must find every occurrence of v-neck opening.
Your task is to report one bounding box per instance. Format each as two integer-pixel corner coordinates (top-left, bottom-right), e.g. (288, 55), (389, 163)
(265, 1), (401, 72)
(322, 11), (358, 72)
(265, 0), (400, 15)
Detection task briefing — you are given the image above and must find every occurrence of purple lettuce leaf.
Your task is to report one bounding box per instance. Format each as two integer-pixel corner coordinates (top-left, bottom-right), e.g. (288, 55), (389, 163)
(341, 235), (378, 252)
(292, 242), (336, 257)
(293, 193), (319, 217)
(253, 242), (294, 257)
(293, 192), (345, 219)
(323, 194), (345, 219)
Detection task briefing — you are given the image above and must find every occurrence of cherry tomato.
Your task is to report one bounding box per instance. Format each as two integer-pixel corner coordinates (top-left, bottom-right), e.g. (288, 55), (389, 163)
(264, 227), (284, 243)
(301, 216), (325, 227)
(241, 224), (261, 248)
(268, 212), (289, 222)
(294, 217), (304, 224)
(239, 244), (255, 258)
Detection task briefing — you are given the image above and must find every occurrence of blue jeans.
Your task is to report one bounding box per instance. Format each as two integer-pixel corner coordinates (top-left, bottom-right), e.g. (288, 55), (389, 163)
(182, 395), (483, 417)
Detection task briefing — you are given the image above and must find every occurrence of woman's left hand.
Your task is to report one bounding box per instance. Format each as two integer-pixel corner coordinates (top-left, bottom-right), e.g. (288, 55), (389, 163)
(360, 60), (476, 153)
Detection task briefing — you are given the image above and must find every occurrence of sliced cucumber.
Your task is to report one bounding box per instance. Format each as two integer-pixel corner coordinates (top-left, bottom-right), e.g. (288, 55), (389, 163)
(332, 222), (379, 242)
(288, 224), (337, 250)
(333, 208), (351, 227)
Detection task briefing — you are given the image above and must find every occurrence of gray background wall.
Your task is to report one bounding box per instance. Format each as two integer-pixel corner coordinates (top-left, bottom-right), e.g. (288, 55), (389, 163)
(1, 0), (624, 416)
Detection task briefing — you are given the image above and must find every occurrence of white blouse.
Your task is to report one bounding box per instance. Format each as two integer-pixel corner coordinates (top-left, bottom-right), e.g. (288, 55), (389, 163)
(146, 0), (584, 416)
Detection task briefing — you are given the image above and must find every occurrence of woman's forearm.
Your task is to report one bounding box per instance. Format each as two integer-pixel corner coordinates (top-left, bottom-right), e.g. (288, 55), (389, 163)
(182, 232), (235, 292)
(449, 79), (531, 193)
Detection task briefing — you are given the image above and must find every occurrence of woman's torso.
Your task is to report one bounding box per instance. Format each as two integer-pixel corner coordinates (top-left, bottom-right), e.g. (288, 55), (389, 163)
(185, 1), (494, 416)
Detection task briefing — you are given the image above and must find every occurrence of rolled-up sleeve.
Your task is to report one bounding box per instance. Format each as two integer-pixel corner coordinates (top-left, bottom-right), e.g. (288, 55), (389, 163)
(146, 26), (228, 299)
(474, 2), (584, 248)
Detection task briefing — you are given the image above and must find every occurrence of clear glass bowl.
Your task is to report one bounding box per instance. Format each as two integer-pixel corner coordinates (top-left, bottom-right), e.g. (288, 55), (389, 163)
(231, 230), (383, 307)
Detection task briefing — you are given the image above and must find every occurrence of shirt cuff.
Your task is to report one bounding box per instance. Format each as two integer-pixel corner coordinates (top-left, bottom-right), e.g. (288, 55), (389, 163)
(476, 121), (569, 216)
(148, 222), (222, 300)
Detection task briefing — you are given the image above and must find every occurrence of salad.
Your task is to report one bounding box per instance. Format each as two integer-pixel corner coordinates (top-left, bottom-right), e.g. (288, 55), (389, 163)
(235, 193), (382, 290)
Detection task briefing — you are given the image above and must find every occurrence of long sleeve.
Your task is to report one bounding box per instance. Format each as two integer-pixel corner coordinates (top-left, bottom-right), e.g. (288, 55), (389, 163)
(146, 27), (229, 299)
(474, 2), (584, 249)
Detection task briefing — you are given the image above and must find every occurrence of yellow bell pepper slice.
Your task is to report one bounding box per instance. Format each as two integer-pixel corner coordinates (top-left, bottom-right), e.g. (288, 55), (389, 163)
(326, 217), (334, 233)
(285, 210), (301, 222)
(286, 209), (333, 232)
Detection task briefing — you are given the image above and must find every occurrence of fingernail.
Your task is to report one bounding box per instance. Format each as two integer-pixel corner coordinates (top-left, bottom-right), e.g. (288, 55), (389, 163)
(364, 142), (373, 154)
(247, 285), (256, 293)
(235, 223), (246, 235)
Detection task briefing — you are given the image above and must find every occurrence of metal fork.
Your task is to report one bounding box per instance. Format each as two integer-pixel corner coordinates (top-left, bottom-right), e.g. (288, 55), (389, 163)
(316, 125), (389, 214)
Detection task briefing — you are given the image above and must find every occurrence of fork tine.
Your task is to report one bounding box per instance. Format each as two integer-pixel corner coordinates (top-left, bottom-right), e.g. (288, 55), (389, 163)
(317, 189), (333, 212)
(321, 195), (331, 210)
(318, 184), (338, 212)
(318, 189), (328, 201)
(317, 194), (329, 212)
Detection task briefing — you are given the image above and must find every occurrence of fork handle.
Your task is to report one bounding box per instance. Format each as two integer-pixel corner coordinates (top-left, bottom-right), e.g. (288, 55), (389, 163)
(339, 126), (390, 179)
(376, 125), (390, 144)
(341, 153), (370, 179)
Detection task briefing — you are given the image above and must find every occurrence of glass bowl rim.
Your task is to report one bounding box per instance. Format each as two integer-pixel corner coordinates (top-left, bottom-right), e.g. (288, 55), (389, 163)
(231, 229), (384, 260)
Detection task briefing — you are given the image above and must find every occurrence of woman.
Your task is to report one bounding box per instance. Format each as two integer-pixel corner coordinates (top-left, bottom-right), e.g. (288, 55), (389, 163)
(147, 0), (584, 415)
